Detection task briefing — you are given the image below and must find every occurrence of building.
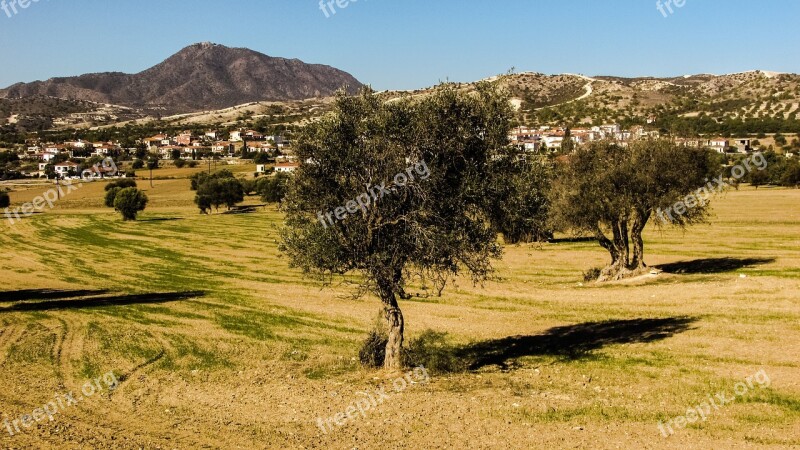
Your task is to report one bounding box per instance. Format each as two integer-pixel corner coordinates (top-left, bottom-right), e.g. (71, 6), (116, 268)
(54, 162), (79, 177)
(275, 162), (300, 173)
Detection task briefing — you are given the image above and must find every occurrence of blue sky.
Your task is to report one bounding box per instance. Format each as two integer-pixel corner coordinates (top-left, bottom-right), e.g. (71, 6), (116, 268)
(0, 0), (798, 90)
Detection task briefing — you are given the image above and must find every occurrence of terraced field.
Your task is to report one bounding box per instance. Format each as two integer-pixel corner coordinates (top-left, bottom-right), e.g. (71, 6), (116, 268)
(1, 172), (799, 448)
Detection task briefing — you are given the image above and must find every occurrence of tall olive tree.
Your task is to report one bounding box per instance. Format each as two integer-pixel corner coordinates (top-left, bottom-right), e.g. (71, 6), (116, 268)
(549, 139), (722, 281)
(281, 84), (510, 369)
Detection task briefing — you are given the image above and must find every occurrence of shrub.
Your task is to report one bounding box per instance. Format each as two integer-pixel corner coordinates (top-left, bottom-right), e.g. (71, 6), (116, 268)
(187, 160), (198, 168)
(132, 160), (144, 169)
(104, 187), (122, 207)
(0, 190), (9, 208)
(105, 179), (137, 191)
(583, 267), (602, 282)
(113, 188), (148, 221)
(403, 330), (466, 373)
(358, 328), (388, 368)
(174, 159), (186, 168)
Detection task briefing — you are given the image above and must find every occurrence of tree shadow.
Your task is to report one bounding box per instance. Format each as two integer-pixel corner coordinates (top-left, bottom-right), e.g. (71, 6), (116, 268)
(0, 289), (111, 303)
(0, 291), (205, 313)
(655, 258), (775, 275)
(548, 236), (596, 244)
(406, 317), (697, 372)
(137, 218), (183, 223)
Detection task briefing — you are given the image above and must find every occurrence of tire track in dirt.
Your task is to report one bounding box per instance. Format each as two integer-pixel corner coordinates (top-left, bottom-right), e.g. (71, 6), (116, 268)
(0, 324), (26, 367)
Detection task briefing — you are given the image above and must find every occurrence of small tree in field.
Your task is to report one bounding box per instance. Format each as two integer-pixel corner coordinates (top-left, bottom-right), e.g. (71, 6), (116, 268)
(0, 190), (10, 208)
(549, 139), (722, 282)
(281, 85), (510, 369)
(113, 187), (148, 221)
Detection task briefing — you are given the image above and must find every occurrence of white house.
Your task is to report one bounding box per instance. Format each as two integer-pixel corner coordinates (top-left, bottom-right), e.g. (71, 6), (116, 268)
(275, 162), (300, 173)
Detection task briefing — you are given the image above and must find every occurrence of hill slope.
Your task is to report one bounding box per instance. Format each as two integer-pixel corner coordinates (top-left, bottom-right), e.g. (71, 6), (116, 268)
(0, 43), (363, 113)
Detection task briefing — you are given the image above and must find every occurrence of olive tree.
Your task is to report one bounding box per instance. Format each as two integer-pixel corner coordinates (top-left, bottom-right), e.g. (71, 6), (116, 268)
(113, 187), (148, 221)
(280, 85), (510, 369)
(549, 139), (721, 281)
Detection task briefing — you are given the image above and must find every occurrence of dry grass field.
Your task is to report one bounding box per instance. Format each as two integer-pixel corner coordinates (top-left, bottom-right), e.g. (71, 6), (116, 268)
(1, 169), (799, 449)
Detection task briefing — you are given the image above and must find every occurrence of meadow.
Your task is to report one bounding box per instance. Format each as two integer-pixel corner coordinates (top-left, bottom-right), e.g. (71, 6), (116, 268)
(1, 168), (799, 449)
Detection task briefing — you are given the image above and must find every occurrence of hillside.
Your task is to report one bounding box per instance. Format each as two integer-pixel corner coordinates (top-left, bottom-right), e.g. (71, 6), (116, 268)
(0, 43), (363, 114)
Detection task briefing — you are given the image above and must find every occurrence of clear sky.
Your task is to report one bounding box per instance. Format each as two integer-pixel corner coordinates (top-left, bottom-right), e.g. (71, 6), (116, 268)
(0, 0), (798, 91)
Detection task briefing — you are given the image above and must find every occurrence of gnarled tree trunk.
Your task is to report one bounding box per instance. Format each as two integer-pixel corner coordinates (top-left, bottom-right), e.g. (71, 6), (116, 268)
(378, 280), (405, 370)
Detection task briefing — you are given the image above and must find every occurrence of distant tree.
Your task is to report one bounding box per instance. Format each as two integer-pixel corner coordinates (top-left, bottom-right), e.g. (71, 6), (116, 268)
(194, 177), (244, 213)
(113, 187), (148, 221)
(560, 128), (576, 155)
(171, 149), (182, 160)
(549, 139), (721, 282)
(280, 85), (509, 369)
(104, 187), (122, 207)
(485, 150), (553, 243)
(132, 160), (144, 170)
(257, 173), (291, 203)
(105, 179), (137, 192)
(0, 190), (10, 208)
(190, 169), (235, 191)
(147, 154), (159, 188)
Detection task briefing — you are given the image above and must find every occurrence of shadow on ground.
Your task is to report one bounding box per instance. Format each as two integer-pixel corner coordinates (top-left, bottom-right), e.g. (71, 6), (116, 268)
(656, 257), (775, 274)
(137, 217), (183, 223)
(405, 317), (697, 372)
(0, 289), (111, 303)
(0, 291), (205, 313)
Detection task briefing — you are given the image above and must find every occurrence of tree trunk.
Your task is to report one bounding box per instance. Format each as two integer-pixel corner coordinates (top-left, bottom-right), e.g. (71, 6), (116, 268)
(630, 209), (651, 270)
(379, 281), (404, 370)
(383, 305), (404, 370)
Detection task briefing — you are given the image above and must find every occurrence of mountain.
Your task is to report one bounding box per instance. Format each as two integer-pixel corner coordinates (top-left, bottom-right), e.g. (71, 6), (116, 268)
(0, 43), (363, 113)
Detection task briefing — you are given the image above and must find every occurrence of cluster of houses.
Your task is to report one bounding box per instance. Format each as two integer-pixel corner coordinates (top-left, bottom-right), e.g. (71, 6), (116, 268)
(510, 124), (754, 154)
(143, 129), (290, 160)
(10, 129), (298, 178)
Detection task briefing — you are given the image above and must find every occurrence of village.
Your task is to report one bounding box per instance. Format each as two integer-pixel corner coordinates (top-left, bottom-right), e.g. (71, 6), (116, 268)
(4, 128), (301, 179)
(1, 121), (767, 181)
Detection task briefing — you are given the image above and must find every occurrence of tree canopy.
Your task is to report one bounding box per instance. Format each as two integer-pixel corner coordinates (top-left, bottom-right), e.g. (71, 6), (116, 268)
(280, 84), (512, 369)
(549, 139), (722, 281)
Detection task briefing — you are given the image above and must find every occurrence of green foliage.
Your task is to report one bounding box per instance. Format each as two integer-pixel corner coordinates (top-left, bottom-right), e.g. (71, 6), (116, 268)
(190, 169), (235, 191)
(549, 139), (722, 278)
(104, 187), (122, 208)
(486, 151), (553, 243)
(281, 83), (510, 313)
(104, 179), (137, 191)
(257, 173), (290, 203)
(194, 177), (244, 214)
(113, 187), (148, 221)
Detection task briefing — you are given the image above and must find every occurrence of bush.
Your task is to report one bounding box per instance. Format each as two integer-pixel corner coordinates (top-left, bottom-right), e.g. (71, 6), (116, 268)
(132, 160), (144, 169)
(583, 267), (602, 282)
(257, 172), (291, 203)
(105, 179), (137, 192)
(104, 187), (122, 207)
(358, 328), (388, 368)
(0, 190), (9, 208)
(174, 159), (186, 168)
(187, 161), (198, 168)
(113, 188), (148, 221)
(402, 330), (466, 373)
